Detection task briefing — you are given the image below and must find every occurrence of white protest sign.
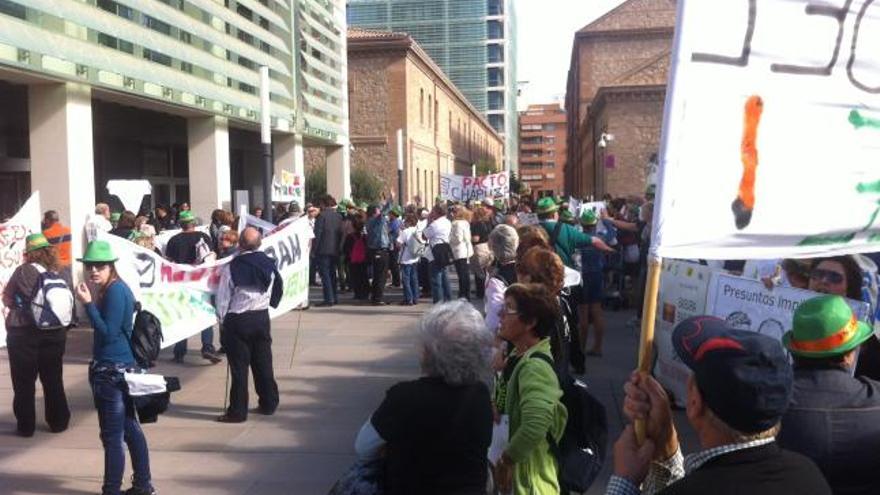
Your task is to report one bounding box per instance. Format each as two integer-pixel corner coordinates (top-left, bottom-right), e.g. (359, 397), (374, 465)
(654, 0), (880, 259)
(439, 171), (509, 202)
(653, 259), (712, 407)
(100, 216), (313, 347)
(272, 170), (305, 204)
(706, 274), (871, 341)
(0, 193), (41, 347)
(516, 213), (539, 226)
(238, 205), (277, 236)
(106, 180), (151, 213)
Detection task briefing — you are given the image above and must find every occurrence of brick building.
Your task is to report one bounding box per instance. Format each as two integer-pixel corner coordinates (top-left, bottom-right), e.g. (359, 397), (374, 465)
(519, 104), (566, 197)
(564, 0), (675, 198)
(344, 28), (504, 207)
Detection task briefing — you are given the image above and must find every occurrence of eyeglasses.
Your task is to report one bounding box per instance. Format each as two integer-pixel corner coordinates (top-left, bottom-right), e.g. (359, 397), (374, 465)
(500, 307), (519, 317)
(810, 268), (845, 285)
(85, 263), (110, 272)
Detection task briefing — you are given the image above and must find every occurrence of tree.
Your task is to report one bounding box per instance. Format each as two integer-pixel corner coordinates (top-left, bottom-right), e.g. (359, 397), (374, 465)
(351, 167), (385, 204)
(509, 171), (529, 195)
(305, 166), (326, 204)
(475, 158), (498, 175)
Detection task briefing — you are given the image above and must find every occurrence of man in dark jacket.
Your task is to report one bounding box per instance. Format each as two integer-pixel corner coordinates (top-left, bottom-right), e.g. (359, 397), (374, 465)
(365, 192), (394, 306)
(215, 227), (283, 423)
(777, 295), (880, 495)
(313, 195), (344, 307)
(608, 316), (830, 495)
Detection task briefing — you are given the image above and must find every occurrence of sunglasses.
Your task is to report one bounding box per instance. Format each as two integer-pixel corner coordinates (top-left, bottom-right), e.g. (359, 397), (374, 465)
(84, 262), (110, 271)
(810, 268), (845, 285)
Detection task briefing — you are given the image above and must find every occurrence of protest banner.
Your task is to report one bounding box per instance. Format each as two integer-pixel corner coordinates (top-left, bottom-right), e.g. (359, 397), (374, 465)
(101, 216), (313, 347)
(439, 171), (509, 202)
(706, 273), (870, 340)
(0, 193), (41, 347)
(238, 205), (277, 236)
(653, 259), (712, 407)
(516, 213), (539, 226)
(652, 0), (880, 260)
(272, 170), (305, 205)
(154, 225), (209, 255)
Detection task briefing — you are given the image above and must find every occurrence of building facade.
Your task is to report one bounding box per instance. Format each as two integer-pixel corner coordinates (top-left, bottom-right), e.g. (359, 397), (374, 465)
(347, 28), (503, 207)
(0, 0), (350, 266)
(564, 0), (674, 198)
(518, 104), (565, 198)
(346, 0), (517, 172)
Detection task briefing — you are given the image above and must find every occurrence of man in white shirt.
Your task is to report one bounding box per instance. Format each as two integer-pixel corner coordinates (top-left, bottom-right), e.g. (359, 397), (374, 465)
(215, 227), (283, 423)
(423, 204), (453, 303)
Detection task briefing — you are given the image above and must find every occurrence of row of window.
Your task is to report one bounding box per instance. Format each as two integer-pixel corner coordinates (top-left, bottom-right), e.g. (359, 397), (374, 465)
(521, 123), (557, 131)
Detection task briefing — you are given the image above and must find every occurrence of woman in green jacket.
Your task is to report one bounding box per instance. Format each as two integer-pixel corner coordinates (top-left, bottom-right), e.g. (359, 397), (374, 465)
(495, 283), (567, 495)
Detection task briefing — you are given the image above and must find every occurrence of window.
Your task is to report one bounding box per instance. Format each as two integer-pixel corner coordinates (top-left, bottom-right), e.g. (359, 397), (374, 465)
(144, 16), (172, 35)
(420, 89), (424, 126)
(143, 49), (172, 67)
(434, 99), (439, 132)
(428, 95), (432, 128)
(545, 162), (556, 169)
(544, 124), (556, 131)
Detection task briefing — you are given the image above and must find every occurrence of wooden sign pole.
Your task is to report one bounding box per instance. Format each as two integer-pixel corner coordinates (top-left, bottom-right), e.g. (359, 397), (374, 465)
(635, 256), (663, 445)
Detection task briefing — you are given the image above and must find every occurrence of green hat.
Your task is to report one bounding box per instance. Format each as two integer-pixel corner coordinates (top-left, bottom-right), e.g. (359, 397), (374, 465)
(178, 211), (196, 223)
(358, 202), (368, 211)
(494, 199), (504, 210)
(78, 240), (118, 263)
(390, 205), (403, 217)
(580, 209), (598, 225)
(341, 198), (353, 208)
(782, 295), (874, 358)
(536, 197), (558, 215)
(25, 233), (51, 253)
(110, 212), (121, 222)
(560, 210), (574, 222)
(336, 204), (347, 214)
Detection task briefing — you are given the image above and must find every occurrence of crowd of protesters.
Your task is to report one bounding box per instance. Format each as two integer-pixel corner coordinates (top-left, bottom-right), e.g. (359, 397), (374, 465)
(6, 188), (880, 495)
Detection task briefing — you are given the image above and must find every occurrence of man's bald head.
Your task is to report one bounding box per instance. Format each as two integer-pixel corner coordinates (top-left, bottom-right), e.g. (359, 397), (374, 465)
(239, 227), (262, 251)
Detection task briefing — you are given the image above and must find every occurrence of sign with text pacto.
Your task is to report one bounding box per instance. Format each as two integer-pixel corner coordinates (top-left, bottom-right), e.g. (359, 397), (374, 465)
(654, 0), (880, 260)
(439, 171), (509, 202)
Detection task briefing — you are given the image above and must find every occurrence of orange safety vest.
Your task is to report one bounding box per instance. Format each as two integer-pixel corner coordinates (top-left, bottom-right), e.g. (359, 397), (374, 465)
(43, 223), (72, 268)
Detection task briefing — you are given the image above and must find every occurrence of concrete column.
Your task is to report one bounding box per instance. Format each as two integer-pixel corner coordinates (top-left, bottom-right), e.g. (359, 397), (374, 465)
(187, 116), (231, 215)
(28, 83), (95, 285)
(326, 144), (350, 200)
(273, 133), (303, 178)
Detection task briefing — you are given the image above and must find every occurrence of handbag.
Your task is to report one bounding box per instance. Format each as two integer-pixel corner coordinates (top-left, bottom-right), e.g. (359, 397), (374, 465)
(327, 458), (384, 495)
(431, 242), (454, 267)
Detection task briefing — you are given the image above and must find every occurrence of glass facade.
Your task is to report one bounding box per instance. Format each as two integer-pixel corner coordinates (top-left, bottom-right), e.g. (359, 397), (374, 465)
(0, 0), (348, 144)
(348, 0), (518, 170)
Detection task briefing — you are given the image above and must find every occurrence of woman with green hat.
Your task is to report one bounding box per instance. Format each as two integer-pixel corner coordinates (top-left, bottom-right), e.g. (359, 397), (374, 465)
(74, 240), (155, 495)
(2, 233), (71, 437)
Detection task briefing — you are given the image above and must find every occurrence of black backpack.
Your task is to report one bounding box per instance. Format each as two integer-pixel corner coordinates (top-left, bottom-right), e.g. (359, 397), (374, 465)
(129, 303), (164, 368)
(531, 352), (608, 493)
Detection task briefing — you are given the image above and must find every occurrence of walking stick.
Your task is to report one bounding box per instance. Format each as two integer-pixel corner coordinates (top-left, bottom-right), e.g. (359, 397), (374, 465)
(288, 305), (303, 369)
(635, 256), (662, 445)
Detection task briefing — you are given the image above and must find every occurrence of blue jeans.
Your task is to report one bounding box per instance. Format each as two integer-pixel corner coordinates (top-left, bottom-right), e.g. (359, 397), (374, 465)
(173, 326), (215, 358)
(401, 263), (419, 303)
(90, 369), (152, 495)
(430, 261), (452, 303)
(317, 254), (339, 304)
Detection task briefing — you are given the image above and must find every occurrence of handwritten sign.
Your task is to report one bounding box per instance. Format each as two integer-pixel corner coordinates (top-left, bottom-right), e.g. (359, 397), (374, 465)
(0, 193), (41, 347)
(439, 171), (509, 202)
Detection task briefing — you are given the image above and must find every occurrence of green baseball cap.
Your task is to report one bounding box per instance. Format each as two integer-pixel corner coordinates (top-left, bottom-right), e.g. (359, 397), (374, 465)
(178, 211), (196, 223)
(110, 212), (121, 222)
(536, 197), (558, 215)
(391, 205), (403, 217)
(25, 233), (51, 253)
(580, 209), (598, 226)
(783, 295), (874, 358)
(78, 240), (118, 263)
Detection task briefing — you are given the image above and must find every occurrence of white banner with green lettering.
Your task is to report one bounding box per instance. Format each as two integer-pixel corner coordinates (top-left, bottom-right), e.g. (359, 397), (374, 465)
(654, 0), (880, 259)
(99, 217), (313, 347)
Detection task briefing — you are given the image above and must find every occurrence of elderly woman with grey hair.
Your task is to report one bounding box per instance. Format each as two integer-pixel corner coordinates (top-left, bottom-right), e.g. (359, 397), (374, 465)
(353, 301), (494, 495)
(485, 224), (519, 334)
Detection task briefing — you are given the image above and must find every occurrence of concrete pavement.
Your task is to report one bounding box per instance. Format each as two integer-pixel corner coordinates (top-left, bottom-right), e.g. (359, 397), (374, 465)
(0, 286), (693, 494)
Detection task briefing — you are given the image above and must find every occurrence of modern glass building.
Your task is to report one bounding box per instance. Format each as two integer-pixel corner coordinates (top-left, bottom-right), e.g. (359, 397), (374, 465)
(347, 0), (518, 171)
(0, 0), (351, 260)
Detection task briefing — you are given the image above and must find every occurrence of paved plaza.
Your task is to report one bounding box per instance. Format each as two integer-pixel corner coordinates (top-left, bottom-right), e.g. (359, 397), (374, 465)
(0, 288), (691, 494)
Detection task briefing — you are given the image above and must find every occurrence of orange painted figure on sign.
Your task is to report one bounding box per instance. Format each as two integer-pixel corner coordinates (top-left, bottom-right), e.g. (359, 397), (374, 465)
(732, 95), (764, 230)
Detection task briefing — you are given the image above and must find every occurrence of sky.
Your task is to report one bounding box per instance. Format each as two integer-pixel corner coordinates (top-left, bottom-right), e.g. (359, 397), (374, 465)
(515, 0), (626, 109)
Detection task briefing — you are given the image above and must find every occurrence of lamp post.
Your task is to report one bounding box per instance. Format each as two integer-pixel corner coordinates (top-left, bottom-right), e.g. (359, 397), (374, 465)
(260, 66), (273, 223)
(396, 129), (404, 206)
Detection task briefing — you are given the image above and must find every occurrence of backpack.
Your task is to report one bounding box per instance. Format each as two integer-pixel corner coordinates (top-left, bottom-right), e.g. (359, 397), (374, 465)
(129, 302), (164, 368)
(29, 264), (73, 330)
(529, 352), (608, 493)
(351, 235), (367, 264)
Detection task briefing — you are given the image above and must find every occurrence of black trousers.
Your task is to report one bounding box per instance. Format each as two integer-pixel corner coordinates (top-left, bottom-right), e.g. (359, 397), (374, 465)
(418, 258), (431, 296)
(222, 310), (278, 420)
(388, 248), (401, 286)
(453, 258), (471, 301)
(6, 327), (70, 434)
(350, 262), (370, 299)
(369, 248), (389, 302)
